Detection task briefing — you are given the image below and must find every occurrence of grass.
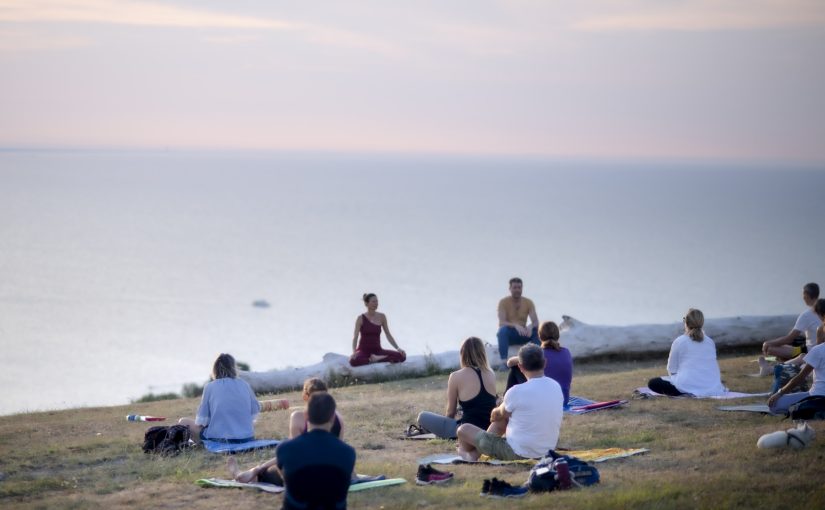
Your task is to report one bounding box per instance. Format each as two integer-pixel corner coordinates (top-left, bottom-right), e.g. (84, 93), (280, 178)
(2, 351), (825, 509)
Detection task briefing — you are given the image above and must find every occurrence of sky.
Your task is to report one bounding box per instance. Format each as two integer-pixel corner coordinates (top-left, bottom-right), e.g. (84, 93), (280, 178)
(1, 0), (824, 163)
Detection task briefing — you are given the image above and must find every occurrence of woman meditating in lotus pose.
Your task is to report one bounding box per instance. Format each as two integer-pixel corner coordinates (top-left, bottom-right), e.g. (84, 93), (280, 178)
(504, 321), (573, 406)
(228, 377), (345, 485)
(647, 308), (726, 397)
(349, 293), (406, 367)
(415, 337), (497, 439)
(179, 353), (262, 443)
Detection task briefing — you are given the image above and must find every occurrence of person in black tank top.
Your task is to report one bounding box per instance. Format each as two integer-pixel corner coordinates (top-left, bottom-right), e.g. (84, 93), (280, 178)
(415, 337), (497, 439)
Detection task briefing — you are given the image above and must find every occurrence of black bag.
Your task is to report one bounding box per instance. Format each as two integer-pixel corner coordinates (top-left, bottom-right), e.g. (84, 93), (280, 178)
(789, 395), (825, 421)
(142, 425), (192, 456)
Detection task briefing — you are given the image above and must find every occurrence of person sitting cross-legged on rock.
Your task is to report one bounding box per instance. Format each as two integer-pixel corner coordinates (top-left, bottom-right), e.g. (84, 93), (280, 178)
(456, 344), (563, 461)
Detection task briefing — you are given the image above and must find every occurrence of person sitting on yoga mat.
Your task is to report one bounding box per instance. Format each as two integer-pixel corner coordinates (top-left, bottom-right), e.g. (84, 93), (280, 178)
(768, 299), (825, 414)
(416, 337), (497, 439)
(230, 393), (356, 510)
(760, 283), (822, 369)
(228, 377), (347, 485)
(456, 344), (563, 461)
(179, 353), (260, 443)
(349, 293), (406, 367)
(504, 321), (573, 406)
(289, 377), (345, 439)
(647, 308), (726, 397)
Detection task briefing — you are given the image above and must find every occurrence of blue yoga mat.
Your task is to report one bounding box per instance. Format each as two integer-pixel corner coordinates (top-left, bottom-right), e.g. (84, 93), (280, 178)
(203, 439), (281, 453)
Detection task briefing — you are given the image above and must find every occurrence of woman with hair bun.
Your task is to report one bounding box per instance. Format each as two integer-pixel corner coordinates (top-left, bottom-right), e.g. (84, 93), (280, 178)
(504, 321), (573, 406)
(647, 309), (726, 397)
(349, 293), (406, 367)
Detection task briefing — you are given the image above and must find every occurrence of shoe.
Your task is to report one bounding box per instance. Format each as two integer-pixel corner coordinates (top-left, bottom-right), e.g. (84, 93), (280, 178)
(486, 478), (528, 498)
(416, 464), (454, 485)
(479, 478), (492, 496)
(405, 424), (430, 438)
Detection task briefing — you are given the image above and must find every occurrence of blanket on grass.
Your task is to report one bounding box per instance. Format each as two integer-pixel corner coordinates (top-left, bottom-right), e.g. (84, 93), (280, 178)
(634, 387), (769, 400)
(418, 447), (649, 466)
(196, 476), (405, 494)
(202, 438), (281, 454)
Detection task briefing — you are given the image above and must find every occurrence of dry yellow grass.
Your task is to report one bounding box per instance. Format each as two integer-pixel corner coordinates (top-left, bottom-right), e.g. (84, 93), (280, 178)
(1, 351), (824, 509)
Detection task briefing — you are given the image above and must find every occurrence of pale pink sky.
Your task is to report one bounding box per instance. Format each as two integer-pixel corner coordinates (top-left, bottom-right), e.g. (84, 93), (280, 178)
(1, 0), (824, 162)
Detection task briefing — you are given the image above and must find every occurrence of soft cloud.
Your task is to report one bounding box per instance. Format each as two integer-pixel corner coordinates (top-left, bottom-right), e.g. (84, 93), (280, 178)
(0, 27), (90, 51)
(573, 0), (825, 32)
(0, 0), (400, 55)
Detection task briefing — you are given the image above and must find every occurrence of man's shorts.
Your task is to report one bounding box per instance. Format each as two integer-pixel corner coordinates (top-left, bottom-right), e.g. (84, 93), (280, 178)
(475, 431), (526, 461)
(790, 345), (808, 358)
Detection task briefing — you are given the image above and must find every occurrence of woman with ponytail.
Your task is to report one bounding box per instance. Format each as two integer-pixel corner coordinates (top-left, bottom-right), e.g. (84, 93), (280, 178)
(647, 309), (726, 397)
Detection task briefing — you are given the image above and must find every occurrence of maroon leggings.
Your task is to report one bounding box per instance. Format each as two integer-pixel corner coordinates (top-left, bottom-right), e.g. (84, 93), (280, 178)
(349, 347), (406, 367)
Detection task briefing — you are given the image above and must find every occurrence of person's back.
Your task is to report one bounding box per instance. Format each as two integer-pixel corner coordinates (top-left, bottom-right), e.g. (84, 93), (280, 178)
(277, 393), (356, 510)
(543, 347), (572, 406)
(277, 430), (355, 510)
(668, 334), (724, 397)
(504, 376), (564, 458)
(198, 373), (260, 441)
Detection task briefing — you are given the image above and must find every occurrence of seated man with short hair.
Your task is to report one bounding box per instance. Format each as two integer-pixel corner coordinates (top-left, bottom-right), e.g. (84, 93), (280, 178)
(276, 393), (356, 510)
(456, 344), (563, 461)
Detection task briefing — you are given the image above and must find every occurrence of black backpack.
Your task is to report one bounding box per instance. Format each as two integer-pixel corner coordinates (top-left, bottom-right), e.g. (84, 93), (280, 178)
(142, 425), (192, 456)
(789, 395), (825, 421)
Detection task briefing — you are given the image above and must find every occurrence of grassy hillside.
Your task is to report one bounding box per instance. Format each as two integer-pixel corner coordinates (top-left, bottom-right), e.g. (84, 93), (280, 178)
(1, 352), (824, 509)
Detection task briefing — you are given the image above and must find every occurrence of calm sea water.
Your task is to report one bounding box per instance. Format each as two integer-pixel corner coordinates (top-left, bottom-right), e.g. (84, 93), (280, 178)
(1, 150), (823, 416)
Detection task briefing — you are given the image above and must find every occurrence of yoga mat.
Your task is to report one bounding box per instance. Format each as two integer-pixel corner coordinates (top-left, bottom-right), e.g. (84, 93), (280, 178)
(348, 478), (406, 492)
(418, 448), (648, 466)
(196, 478), (284, 494)
(634, 387), (770, 400)
(567, 399), (628, 415)
(202, 438), (281, 454)
(400, 433), (439, 440)
(718, 404), (778, 415)
(352, 474), (386, 484)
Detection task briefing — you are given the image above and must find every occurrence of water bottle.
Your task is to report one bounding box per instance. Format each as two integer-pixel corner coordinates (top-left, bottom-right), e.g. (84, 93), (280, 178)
(555, 459), (572, 490)
(126, 415), (140, 422)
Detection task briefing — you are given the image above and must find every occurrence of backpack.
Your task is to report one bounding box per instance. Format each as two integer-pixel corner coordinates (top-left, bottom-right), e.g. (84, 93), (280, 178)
(527, 450), (600, 492)
(142, 425), (192, 456)
(789, 395), (825, 421)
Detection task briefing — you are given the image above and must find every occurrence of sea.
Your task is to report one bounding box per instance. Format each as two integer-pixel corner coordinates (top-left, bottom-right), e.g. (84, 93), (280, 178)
(1, 149), (823, 416)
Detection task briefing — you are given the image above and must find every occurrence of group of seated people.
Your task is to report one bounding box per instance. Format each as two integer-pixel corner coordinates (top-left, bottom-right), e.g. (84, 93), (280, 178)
(175, 280), (825, 509)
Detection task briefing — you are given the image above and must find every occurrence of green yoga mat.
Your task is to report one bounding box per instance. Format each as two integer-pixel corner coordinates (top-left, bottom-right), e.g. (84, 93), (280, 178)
(349, 478), (406, 492)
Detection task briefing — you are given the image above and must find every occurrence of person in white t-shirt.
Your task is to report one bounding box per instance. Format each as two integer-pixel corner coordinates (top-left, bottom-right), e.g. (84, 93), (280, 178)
(761, 283), (821, 364)
(768, 300), (825, 414)
(455, 344), (563, 461)
(647, 308), (726, 397)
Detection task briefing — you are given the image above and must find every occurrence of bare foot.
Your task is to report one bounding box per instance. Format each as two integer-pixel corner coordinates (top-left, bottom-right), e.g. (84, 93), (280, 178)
(369, 354), (389, 363)
(227, 457), (240, 479)
(228, 457), (257, 483)
(757, 356), (772, 377)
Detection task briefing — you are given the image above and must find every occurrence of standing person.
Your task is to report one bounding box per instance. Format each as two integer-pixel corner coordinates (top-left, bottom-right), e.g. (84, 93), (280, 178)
(415, 337), (498, 439)
(455, 344), (563, 461)
(277, 393), (356, 510)
(504, 321), (573, 406)
(647, 309), (726, 397)
(768, 298), (825, 414)
(761, 283), (821, 365)
(496, 277), (540, 363)
(349, 293), (406, 367)
(178, 353), (260, 443)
